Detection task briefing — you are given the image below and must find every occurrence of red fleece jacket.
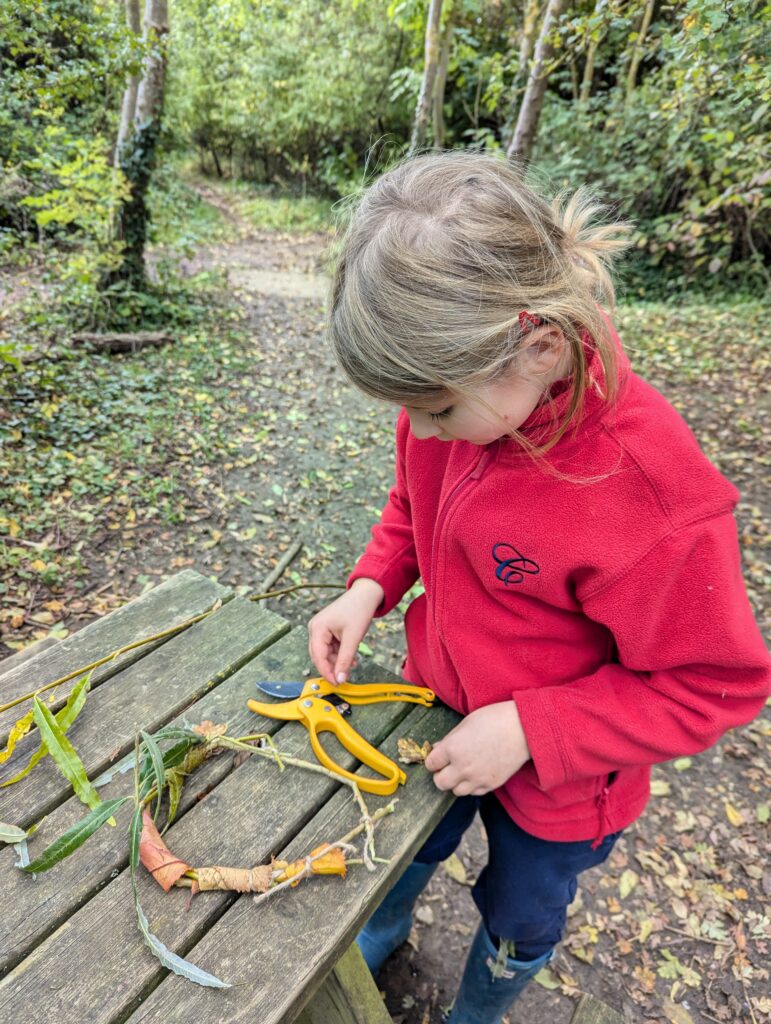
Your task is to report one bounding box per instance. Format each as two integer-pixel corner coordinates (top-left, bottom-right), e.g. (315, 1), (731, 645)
(347, 325), (770, 844)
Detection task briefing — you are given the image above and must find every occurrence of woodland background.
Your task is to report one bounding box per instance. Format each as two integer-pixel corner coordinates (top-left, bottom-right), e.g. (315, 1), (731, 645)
(0, 3), (769, 1024)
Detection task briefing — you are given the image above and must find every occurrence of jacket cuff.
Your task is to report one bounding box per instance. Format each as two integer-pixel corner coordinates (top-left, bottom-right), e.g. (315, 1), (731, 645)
(347, 551), (417, 618)
(513, 688), (572, 791)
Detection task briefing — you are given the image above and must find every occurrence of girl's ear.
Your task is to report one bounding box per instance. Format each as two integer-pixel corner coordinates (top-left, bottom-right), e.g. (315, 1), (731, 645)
(518, 325), (568, 378)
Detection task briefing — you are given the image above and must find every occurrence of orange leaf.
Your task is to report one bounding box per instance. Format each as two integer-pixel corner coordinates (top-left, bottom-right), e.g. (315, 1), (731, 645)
(192, 720), (228, 739)
(139, 810), (191, 892)
(273, 844), (347, 886)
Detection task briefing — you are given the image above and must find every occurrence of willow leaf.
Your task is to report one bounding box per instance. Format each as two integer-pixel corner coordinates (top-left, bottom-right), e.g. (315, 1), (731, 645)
(134, 895), (230, 989)
(1, 673), (93, 789)
(31, 697), (104, 816)
(140, 730), (166, 823)
(14, 838), (30, 870)
(129, 804), (143, 873)
(164, 770), (184, 833)
(21, 797), (130, 873)
(93, 752), (135, 789)
(0, 709), (35, 765)
(0, 821), (27, 843)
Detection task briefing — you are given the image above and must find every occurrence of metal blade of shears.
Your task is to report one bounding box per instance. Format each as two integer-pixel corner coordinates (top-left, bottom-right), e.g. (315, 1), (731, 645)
(254, 680), (352, 716)
(254, 680), (305, 699)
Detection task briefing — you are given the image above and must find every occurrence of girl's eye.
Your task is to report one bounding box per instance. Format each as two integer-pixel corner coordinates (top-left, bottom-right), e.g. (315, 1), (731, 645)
(429, 407), (453, 421)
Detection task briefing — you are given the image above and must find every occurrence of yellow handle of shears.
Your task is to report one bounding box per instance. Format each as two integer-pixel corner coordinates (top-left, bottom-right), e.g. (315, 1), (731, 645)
(302, 698), (407, 796)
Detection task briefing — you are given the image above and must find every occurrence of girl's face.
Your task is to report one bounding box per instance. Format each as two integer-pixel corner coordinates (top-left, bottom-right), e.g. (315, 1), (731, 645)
(404, 336), (570, 445)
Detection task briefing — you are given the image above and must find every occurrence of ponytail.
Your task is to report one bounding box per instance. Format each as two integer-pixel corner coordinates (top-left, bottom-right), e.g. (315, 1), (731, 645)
(552, 187), (634, 313)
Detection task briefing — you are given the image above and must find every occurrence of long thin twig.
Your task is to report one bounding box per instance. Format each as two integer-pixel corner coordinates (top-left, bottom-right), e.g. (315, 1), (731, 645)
(1, 577), (346, 719)
(0, 601), (221, 715)
(260, 540), (303, 591)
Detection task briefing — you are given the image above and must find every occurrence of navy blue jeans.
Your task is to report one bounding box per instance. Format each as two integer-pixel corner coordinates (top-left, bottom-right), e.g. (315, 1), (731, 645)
(414, 794), (621, 961)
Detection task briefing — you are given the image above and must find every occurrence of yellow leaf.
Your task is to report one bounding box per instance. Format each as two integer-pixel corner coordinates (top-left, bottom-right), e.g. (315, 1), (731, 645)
(30, 559), (47, 572)
(662, 996), (696, 1024)
(534, 966), (560, 990)
(725, 801), (744, 827)
(639, 919), (654, 943)
(442, 853), (468, 885)
(619, 868), (639, 899)
(0, 710), (35, 765)
(650, 779), (671, 796)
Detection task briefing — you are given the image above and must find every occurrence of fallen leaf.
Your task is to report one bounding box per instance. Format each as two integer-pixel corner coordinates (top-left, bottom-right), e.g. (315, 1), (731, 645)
(139, 811), (191, 891)
(196, 863), (274, 892)
(415, 904), (434, 925)
(535, 966), (561, 990)
(192, 721), (228, 739)
(442, 853), (468, 885)
(619, 868), (639, 898)
(397, 738), (433, 765)
(273, 844), (347, 885)
(662, 996), (697, 1024)
(724, 801), (744, 827)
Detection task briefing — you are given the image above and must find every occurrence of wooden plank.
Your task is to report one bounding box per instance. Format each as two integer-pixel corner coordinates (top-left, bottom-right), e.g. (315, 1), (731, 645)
(0, 596), (289, 827)
(570, 993), (624, 1024)
(295, 943), (393, 1024)
(0, 625), (303, 977)
(0, 570), (230, 741)
(0, 637), (59, 673)
(0, 639), (438, 1024)
(122, 700), (458, 1024)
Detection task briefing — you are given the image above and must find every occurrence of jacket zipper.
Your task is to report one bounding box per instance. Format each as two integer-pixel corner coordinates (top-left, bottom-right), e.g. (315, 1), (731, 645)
(429, 444), (498, 709)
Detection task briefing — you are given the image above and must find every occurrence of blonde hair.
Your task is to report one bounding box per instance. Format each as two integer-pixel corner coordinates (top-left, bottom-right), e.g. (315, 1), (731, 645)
(327, 150), (633, 454)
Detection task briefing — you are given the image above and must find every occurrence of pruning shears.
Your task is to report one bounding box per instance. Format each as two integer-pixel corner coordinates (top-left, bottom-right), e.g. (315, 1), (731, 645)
(247, 677), (436, 796)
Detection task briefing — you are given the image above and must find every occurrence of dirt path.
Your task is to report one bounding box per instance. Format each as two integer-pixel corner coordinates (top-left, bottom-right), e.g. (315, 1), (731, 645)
(3, 183), (768, 1024)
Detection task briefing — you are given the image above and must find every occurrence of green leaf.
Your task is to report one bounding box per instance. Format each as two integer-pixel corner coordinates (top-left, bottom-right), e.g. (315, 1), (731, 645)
(0, 822), (27, 844)
(134, 894), (231, 988)
(22, 797), (130, 873)
(1, 673), (92, 789)
(129, 804), (143, 873)
(140, 730), (166, 823)
(164, 770), (184, 832)
(31, 696), (104, 816)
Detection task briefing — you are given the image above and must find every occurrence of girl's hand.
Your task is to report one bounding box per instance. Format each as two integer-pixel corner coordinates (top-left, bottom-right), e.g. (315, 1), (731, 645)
(424, 701), (531, 797)
(308, 578), (385, 684)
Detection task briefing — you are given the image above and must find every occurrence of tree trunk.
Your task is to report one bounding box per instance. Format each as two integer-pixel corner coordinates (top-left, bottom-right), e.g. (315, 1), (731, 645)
(625, 0), (655, 103)
(408, 0), (444, 157)
(579, 36), (599, 105)
(432, 10), (454, 150)
(110, 0), (169, 287)
(115, 0), (141, 166)
(507, 0), (569, 165)
(517, 0), (542, 84)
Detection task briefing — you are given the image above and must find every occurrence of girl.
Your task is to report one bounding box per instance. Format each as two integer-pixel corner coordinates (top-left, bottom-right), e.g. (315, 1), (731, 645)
(308, 152), (770, 1024)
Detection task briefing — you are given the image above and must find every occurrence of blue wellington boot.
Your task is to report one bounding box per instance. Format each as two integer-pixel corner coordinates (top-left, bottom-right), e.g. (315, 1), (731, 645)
(356, 860), (438, 975)
(445, 923), (553, 1024)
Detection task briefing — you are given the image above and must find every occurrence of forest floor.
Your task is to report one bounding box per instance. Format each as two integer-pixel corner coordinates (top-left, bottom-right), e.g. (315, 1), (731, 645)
(1, 181), (769, 1024)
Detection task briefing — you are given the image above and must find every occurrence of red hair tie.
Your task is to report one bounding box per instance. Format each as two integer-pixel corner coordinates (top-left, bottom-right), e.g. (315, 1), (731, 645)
(518, 310), (542, 332)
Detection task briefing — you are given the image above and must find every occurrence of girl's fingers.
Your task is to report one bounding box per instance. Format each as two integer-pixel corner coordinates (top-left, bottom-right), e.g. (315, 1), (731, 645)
(424, 743), (451, 773)
(309, 626), (339, 684)
(332, 635), (362, 684)
(431, 765), (461, 792)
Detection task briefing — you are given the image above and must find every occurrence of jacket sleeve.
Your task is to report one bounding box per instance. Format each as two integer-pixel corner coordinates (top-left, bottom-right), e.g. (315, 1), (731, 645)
(513, 512), (771, 791)
(346, 409), (420, 617)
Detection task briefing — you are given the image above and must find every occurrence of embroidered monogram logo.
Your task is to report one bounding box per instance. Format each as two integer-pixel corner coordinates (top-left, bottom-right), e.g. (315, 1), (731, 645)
(492, 543), (540, 586)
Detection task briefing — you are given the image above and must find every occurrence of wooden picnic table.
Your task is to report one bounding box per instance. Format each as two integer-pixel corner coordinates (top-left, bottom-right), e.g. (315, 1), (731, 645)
(0, 568), (623, 1024)
(0, 569), (459, 1024)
